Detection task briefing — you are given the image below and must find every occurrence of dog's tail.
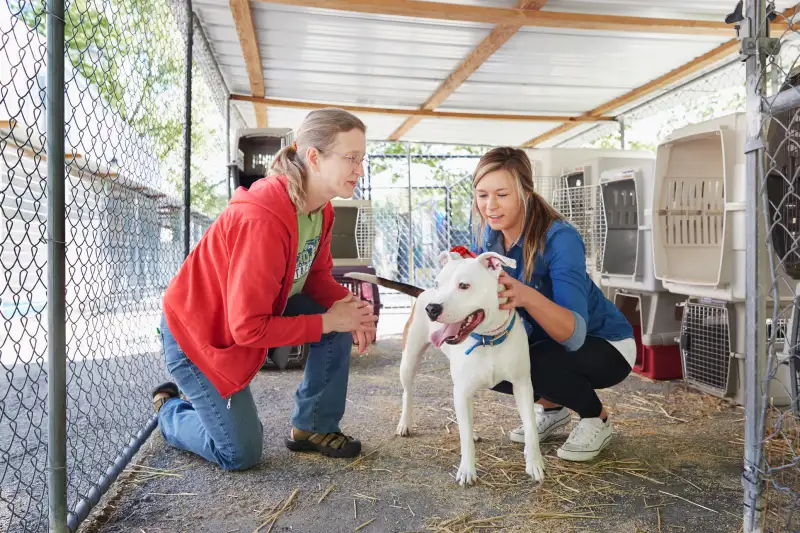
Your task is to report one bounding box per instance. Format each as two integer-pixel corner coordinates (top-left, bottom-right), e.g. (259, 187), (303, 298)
(344, 272), (424, 298)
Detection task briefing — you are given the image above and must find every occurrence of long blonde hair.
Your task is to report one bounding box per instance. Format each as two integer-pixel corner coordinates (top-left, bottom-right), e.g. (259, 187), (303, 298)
(472, 147), (563, 282)
(269, 108), (366, 212)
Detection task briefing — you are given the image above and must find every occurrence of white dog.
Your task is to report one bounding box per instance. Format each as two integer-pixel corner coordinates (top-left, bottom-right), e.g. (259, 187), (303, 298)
(391, 251), (545, 486)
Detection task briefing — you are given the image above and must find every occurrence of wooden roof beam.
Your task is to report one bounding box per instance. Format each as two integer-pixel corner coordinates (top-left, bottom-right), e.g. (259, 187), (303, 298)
(230, 94), (615, 123)
(231, 0), (267, 127)
(521, 4), (800, 147)
(257, 0), (759, 36)
(388, 0), (546, 141)
(520, 39), (739, 147)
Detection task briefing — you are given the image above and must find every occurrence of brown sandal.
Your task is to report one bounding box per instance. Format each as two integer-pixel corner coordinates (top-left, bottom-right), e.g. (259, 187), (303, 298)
(285, 427), (362, 458)
(151, 382), (179, 414)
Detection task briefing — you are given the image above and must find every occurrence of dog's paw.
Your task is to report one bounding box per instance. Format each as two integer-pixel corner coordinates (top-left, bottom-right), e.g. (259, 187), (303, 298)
(396, 419), (411, 437)
(526, 452), (545, 483)
(472, 431), (481, 442)
(456, 461), (477, 487)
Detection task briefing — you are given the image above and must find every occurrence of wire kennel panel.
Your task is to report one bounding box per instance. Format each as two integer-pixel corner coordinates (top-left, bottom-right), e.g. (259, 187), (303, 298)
(680, 298), (792, 406)
(551, 180), (606, 277)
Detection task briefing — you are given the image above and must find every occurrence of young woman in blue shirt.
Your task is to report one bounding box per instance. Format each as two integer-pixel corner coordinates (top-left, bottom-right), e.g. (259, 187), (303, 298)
(471, 147), (637, 462)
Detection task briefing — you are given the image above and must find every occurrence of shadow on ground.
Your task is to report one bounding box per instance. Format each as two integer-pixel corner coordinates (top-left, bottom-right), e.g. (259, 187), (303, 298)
(81, 334), (746, 533)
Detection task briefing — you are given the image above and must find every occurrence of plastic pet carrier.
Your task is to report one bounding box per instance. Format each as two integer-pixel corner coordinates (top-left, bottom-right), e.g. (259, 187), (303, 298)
(231, 127), (294, 190)
(598, 162), (661, 293)
(652, 113), (792, 301)
(615, 290), (685, 380)
(330, 199), (375, 268)
(551, 155), (656, 293)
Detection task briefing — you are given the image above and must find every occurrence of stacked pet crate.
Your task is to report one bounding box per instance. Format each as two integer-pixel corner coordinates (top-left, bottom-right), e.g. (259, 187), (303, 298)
(597, 162), (686, 379)
(231, 127), (294, 189)
(546, 151), (655, 297)
(329, 198), (381, 322)
(652, 112), (793, 405)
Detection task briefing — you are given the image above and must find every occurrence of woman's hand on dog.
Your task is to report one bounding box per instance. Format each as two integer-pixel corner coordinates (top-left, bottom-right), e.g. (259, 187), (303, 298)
(498, 271), (533, 311)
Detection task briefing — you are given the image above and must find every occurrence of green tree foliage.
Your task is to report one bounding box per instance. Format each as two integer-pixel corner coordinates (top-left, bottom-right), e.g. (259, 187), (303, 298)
(17, 0), (226, 216)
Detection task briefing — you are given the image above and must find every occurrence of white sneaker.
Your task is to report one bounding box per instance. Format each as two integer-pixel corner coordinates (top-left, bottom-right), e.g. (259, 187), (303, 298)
(556, 417), (612, 462)
(509, 404), (571, 443)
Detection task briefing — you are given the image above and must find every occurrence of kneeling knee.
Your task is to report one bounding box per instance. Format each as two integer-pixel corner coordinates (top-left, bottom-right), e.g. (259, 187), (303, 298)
(219, 436), (263, 471)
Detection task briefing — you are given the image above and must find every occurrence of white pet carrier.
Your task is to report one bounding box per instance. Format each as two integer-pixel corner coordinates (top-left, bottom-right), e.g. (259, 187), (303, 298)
(613, 289), (685, 378)
(652, 112), (792, 302)
(527, 148), (654, 184)
(679, 298), (791, 406)
(330, 199), (375, 267)
(551, 155), (656, 293)
(597, 162), (663, 293)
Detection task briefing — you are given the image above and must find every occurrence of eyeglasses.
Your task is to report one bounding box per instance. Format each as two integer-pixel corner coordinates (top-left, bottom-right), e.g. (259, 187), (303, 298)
(321, 149), (367, 167)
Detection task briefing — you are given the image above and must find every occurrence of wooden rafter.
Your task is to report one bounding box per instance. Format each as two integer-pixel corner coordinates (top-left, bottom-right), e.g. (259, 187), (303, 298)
(256, 0), (757, 36)
(388, 0), (546, 141)
(230, 94), (614, 123)
(520, 4), (800, 147)
(230, 0), (267, 127)
(519, 39), (740, 147)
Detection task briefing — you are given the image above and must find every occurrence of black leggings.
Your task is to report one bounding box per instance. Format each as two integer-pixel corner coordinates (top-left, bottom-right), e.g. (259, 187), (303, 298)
(491, 336), (631, 419)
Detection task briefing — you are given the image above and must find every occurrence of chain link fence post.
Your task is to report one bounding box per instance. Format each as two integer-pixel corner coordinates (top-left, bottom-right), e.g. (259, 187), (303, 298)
(227, 98), (232, 201)
(183, 0), (192, 258)
(743, 2), (769, 531)
(46, 0), (68, 527)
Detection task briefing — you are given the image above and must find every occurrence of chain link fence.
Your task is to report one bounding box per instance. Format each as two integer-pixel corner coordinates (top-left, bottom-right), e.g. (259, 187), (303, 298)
(751, 3), (800, 532)
(1, 0), (226, 530)
(360, 145), (486, 308)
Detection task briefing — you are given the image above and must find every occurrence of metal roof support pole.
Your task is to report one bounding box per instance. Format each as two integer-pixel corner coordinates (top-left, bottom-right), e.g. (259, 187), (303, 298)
(407, 143), (414, 285)
(227, 97), (232, 201)
(183, 0), (193, 258)
(46, 0), (68, 526)
(743, 0), (769, 531)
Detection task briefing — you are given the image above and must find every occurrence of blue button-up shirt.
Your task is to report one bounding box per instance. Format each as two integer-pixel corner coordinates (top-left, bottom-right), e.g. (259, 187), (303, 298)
(473, 220), (633, 351)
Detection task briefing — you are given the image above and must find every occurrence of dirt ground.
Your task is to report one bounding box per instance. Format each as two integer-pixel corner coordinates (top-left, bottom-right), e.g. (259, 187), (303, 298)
(81, 317), (749, 533)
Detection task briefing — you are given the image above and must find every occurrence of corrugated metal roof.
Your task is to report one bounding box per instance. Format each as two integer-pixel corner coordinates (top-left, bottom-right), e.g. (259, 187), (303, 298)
(192, 0), (773, 146)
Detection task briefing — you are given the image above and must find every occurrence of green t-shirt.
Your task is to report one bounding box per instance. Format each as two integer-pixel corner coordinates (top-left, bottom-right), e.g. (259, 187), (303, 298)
(289, 211), (323, 297)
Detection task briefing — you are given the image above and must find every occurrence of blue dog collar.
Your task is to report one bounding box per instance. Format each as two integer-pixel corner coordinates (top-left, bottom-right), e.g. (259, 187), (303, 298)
(465, 312), (516, 355)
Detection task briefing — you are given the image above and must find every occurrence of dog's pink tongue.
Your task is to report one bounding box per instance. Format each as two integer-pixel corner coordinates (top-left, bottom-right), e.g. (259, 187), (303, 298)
(430, 322), (462, 348)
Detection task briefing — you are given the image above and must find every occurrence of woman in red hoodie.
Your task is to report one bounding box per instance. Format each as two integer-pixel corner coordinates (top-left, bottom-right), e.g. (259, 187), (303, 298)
(151, 108), (377, 470)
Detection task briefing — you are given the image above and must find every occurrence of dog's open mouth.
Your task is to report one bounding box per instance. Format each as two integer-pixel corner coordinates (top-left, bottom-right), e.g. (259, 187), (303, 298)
(430, 310), (486, 348)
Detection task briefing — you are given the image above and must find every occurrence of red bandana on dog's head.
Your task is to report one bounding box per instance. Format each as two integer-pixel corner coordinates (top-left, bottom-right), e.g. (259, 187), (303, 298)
(449, 245), (476, 259)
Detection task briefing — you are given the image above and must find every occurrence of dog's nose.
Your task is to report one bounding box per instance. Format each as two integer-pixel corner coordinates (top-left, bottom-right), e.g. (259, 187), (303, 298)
(425, 303), (443, 321)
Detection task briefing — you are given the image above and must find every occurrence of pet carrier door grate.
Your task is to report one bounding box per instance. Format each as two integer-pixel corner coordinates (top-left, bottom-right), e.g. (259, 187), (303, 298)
(680, 300), (732, 396)
(330, 199), (375, 267)
(601, 176), (638, 277)
(552, 173), (606, 275)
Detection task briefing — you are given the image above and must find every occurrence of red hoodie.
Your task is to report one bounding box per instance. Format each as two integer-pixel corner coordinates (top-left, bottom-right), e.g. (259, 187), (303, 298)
(162, 175), (350, 399)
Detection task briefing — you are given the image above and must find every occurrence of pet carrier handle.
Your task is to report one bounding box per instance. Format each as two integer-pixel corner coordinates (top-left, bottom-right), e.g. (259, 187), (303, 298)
(679, 330), (690, 352)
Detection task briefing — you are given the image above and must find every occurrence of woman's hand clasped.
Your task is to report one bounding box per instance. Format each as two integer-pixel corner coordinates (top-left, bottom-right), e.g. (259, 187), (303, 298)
(322, 293), (377, 353)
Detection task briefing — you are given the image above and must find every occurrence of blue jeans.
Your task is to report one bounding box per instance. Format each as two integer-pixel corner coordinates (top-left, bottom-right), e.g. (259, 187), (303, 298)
(157, 294), (353, 471)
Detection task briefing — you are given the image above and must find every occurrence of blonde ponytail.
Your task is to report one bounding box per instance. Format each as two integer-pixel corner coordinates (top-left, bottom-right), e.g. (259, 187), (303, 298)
(269, 108), (366, 213)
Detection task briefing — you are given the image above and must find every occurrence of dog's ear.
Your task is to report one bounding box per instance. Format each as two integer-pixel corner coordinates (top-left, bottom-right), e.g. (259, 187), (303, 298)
(438, 250), (463, 267)
(476, 252), (516, 275)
